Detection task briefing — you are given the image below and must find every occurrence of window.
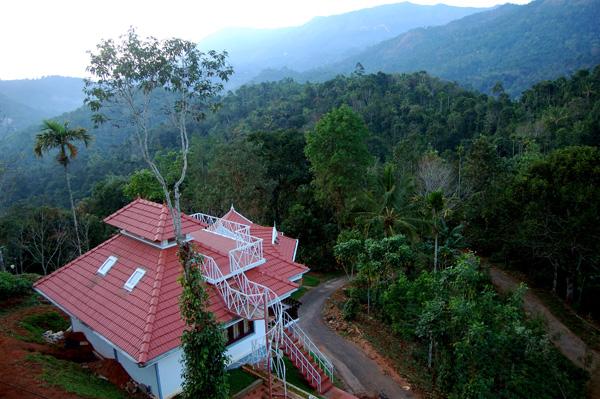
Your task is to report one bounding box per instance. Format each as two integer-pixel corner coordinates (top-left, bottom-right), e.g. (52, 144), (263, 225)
(225, 319), (254, 346)
(124, 268), (146, 291)
(97, 256), (117, 276)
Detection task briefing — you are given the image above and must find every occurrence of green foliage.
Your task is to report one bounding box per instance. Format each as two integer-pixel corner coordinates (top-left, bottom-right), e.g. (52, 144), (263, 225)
(302, 274), (320, 287)
(0, 272), (34, 299)
(509, 146), (600, 305)
(27, 353), (127, 399)
(342, 297), (359, 321)
(305, 104), (373, 222)
(34, 120), (92, 167)
(335, 235), (415, 312)
(353, 163), (419, 239)
(315, 0), (600, 97)
(79, 175), (128, 219)
(19, 311), (70, 343)
(383, 254), (588, 398)
(187, 139), (275, 222)
(124, 169), (164, 202)
(179, 253), (229, 399)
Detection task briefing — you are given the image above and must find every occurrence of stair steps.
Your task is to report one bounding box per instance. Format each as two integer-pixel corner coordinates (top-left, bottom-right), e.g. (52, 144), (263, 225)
(281, 330), (334, 394)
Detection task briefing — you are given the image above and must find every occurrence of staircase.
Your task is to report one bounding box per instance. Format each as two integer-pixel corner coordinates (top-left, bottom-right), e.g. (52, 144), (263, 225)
(282, 327), (334, 394)
(191, 211), (334, 397)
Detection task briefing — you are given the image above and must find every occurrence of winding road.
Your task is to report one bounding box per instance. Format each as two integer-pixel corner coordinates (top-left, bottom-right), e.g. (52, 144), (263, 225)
(488, 266), (600, 398)
(298, 277), (416, 399)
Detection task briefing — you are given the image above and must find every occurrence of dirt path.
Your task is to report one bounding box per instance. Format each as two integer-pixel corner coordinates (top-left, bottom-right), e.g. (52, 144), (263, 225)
(298, 277), (416, 399)
(488, 266), (600, 398)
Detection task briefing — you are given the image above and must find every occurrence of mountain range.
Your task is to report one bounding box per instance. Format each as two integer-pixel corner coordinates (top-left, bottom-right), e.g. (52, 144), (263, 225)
(199, 2), (488, 88)
(251, 0), (600, 96)
(0, 76), (84, 133)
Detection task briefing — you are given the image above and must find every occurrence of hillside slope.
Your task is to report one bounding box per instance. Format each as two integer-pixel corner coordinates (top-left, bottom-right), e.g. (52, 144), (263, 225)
(275, 0), (600, 96)
(199, 2), (487, 88)
(0, 76), (84, 134)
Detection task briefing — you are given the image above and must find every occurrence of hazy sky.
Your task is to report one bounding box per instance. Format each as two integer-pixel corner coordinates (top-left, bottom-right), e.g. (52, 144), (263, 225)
(0, 0), (531, 80)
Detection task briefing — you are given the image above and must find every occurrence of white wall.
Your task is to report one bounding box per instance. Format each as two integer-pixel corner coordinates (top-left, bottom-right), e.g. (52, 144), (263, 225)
(155, 320), (266, 399)
(71, 317), (160, 398)
(71, 317), (264, 399)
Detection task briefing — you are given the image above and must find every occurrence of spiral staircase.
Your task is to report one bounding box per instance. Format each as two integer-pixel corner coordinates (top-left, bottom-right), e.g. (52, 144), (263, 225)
(190, 213), (334, 397)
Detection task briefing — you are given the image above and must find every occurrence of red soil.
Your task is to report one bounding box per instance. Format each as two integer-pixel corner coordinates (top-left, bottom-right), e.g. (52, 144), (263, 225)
(0, 296), (138, 399)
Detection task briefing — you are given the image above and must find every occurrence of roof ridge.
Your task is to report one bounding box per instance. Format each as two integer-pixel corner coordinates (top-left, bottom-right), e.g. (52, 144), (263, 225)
(33, 234), (122, 287)
(103, 197), (143, 224)
(223, 208), (254, 225)
(138, 248), (167, 364)
(154, 204), (169, 242)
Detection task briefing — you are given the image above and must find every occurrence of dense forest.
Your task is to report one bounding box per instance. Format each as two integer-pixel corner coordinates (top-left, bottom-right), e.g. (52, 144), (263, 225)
(262, 0), (600, 96)
(1, 62), (599, 397)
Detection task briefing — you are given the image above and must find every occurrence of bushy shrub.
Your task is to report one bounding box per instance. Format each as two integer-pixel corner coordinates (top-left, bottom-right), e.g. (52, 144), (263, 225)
(0, 272), (36, 300)
(342, 297), (359, 321)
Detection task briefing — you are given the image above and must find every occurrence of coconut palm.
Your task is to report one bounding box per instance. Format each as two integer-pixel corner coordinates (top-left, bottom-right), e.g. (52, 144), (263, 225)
(34, 120), (92, 255)
(355, 163), (420, 239)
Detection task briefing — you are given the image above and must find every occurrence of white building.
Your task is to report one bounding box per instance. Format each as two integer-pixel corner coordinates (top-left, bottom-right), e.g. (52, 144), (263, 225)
(34, 199), (333, 398)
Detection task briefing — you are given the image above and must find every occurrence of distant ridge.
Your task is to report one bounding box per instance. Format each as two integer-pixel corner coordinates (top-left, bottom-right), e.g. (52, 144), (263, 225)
(0, 76), (84, 134)
(264, 0), (600, 96)
(198, 2), (488, 88)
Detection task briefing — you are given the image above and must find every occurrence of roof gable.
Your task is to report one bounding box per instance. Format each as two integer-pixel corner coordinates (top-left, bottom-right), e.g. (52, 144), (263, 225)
(104, 198), (201, 242)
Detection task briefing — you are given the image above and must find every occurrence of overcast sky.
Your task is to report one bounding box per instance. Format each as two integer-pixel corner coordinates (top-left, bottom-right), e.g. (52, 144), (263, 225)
(0, 0), (532, 80)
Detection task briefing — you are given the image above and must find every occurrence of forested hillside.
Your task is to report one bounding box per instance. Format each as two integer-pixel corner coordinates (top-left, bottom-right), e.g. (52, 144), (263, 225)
(199, 2), (486, 88)
(0, 76), (84, 133)
(2, 64), (599, 397)
(266, 0), (600, 96)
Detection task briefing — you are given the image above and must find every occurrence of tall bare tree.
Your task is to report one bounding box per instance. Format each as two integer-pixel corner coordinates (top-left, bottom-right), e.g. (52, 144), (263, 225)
(84, 28), (232, 274)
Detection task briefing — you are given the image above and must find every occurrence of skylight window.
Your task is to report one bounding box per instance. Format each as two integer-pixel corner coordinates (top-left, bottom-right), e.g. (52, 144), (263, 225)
(97, 256), (118, 276)
(124, 268), (146, 292)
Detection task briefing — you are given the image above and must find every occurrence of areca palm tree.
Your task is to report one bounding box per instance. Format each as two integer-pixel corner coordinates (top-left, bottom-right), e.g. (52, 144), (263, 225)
(34, 120), (92, 255)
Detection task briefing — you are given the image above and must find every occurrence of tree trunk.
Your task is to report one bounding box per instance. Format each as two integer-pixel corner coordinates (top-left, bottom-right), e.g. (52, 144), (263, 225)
(428, 333), (433, 369)
(65, 166), (81, 255)
(565, 275), (574, 304)
(552, 262), (558, 294)
(367, 285), (371, 315)
(434, 233), (439, 272)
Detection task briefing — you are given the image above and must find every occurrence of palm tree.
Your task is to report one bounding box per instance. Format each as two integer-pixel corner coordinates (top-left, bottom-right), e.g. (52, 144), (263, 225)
(355, 163), (420, 239)
(34, 120), (92, 255)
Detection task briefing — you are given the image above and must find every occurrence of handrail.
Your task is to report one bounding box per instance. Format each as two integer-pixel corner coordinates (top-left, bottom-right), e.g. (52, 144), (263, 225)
(282, 331), (322, 391)
(282, 312), (334, 381)
(191, 209), (334, 396)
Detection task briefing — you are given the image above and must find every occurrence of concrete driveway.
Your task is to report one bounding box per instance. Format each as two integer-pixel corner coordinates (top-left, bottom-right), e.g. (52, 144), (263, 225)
(298, 277), (416, 398)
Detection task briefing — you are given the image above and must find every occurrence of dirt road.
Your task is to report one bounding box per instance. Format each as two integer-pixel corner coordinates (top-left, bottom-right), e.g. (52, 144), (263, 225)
(489, 266), (600, 398)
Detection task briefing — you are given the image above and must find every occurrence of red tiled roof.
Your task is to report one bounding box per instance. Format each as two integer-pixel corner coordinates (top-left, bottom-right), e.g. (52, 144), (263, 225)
(222, 207), (254, 225)
(34, 201), (309, 364)
(221, 210), (299, 262)
(104, 198), (202, 242)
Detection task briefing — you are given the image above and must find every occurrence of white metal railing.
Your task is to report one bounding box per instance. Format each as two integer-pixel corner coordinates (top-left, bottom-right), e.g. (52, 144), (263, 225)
(191, 210), (333, 396)
(282, 312), (334, 382)
(191, 212), (252, 243)
(191, 212), (264, 274)
(193, 249), (288, 397)
(283, 331), (323, 391)
(229, 239), (264, 272)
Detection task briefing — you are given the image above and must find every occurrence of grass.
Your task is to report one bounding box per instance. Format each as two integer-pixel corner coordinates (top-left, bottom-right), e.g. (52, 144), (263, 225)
(226, 367), (258, 396)
(302, 274), (321, 287)
(18, 310), (70, 343)
(0, 292), (41, 316)
(27, 353), (127, 399)
(291, 287), (308, 300)
(283, 356), (317, 394)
